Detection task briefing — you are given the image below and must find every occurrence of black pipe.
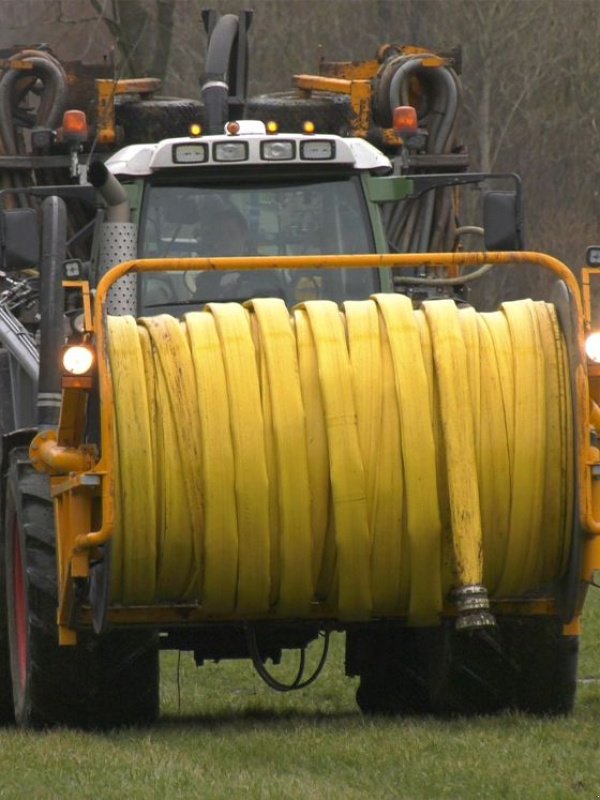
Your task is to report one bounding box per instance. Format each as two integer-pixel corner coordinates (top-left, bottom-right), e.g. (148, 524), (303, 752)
(37, 196), (66, 428)
(200, 14), (240, 134)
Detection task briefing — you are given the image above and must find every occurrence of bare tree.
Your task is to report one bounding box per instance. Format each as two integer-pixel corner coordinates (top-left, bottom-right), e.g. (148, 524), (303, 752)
(1, 0), (599, 270)
(90, 0), (175, 80)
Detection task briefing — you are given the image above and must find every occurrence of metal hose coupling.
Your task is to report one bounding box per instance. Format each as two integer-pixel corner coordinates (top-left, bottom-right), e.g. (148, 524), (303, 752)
(454, 585), (495, 631)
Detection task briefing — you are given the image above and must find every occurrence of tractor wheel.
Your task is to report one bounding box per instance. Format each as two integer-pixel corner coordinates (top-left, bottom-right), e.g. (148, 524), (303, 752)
(115, 97), (204, 144)
(0, 503), (14, 724)
(347, 625), (431, 715)
(4, 448), (160, 729)
(424, 623), (517, 716)
(501, 616), (578, 716)
(424, 617), (577, 717)
(245, 91), (353, 135)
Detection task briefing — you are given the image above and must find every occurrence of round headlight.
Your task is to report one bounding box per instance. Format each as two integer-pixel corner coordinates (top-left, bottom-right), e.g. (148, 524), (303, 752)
(585, 332), (600, 363)
(62, 345), (94, 375)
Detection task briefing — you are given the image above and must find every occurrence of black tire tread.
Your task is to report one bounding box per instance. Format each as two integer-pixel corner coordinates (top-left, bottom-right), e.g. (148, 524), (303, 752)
(348, 625), (431, 716)
(6, 448), (160, 729)
(350, 616), (577, 718)
(245, 91), (353, 135)
(115, 97), (204, 144)
(502, 617), (578, 716)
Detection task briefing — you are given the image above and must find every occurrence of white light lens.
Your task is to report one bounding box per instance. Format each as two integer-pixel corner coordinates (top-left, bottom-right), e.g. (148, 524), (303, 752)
(172, 143), (208, 164)
(586, 332), (600, 363)
(214, 142), (248, 162)
(63, 345), (94, 375)
(587, 246), (600, 267)
(261, 140), (294, 160)
(63, 259), (82, 278)
(300, 140), (334, 160)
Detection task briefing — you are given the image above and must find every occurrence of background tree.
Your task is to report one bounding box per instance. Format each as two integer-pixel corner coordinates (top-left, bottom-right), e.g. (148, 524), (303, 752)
(1, 0), (599, 275)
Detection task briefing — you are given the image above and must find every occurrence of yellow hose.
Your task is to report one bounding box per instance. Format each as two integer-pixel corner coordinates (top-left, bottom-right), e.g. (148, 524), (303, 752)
(106, 296), (573, 623)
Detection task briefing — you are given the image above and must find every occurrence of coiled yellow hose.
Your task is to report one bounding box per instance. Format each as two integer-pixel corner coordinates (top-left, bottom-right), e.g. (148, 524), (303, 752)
(106, 295), (573, 623)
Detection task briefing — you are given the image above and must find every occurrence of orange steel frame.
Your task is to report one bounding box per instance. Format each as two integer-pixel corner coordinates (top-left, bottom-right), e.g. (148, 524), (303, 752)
(30, 252), (600, 642)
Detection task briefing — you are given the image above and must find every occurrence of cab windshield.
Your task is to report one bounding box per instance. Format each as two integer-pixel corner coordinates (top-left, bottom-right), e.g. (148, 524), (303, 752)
(138, 175), (379, 310)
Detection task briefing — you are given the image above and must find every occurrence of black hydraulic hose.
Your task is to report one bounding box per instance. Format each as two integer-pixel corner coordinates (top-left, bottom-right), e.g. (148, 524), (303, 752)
(388, 58), (428, 122)
(433, 190), (454, 251)
(419, 67), (460, 252)
(245, 625), (331, 693)
(385, 56), (462, 254)
(394, 60), (457, 252)
(0, 50), (67, 154)
(421, 68), (460, 251)
(426, 66), (459, 155)
(37, 196), (67, 428)
(385, 59), (436, 252)
(0, 50), (67, 208)
(387, 56), (456, 151)
(200, 14), (240, 134)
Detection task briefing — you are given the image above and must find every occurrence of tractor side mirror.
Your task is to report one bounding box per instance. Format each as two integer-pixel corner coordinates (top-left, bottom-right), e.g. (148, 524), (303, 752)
(483, 190), (524, 251)
(0, 208), (40, 270)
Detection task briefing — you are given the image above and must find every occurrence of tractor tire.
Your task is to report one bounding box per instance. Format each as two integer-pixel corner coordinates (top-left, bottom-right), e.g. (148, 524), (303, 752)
(424, 617), (577, 717)
(347, 625), (431, 716)
(245, 91), (354, 136)
(4, 448), (160, 729)
(0, 353), (17, 723)
(0, 352), (15, 434)
(350, 616), (576, 718)
(501, 616), (578, 716)
(115, 97), (204, 144)
(0, 496), (14, 724)
(424, 623), (518, 716)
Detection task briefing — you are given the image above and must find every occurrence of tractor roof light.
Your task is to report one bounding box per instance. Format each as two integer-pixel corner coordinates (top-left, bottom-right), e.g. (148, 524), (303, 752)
(224, 120), (266, 136)
(585, 332), (600, 363)
(393, 105), (418, 139)
(266, 120), (279, 134)
(62, 344), (95, 376)
(303, 120), (316, 134)
(261, 140), (295, 160)
(172, 142), (208, 164)
(189, 123), (202, 137)
(213, 141), (248, 162)
(299, 139), (335, 160)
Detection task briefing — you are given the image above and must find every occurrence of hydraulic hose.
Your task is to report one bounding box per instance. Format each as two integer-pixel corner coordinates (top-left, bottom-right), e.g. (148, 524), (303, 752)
(387, 55), (460, 155)
(0, 50), (67, 208)
(37, 196), (67, 427)
(105, 296), (573, 624)
(0, 49), (67, 155)
(382, 54), (463, 256)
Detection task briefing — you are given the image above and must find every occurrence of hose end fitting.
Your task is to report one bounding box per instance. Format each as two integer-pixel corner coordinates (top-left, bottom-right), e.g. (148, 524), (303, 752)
(453, 584), (495, 631)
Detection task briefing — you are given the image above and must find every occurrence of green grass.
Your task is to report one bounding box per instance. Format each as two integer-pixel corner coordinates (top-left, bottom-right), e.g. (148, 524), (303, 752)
(2, 596), (600, 799)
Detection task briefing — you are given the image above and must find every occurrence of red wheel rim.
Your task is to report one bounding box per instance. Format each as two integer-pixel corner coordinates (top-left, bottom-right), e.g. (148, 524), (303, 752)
(12, 519), (27, 693)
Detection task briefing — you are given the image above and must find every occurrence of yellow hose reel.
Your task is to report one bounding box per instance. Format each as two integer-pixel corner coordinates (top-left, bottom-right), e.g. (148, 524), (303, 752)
(107, 293), (573, 626)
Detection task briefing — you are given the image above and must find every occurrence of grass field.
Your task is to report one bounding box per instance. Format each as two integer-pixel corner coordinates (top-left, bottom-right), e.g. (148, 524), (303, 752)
(1, 595), (600, 799)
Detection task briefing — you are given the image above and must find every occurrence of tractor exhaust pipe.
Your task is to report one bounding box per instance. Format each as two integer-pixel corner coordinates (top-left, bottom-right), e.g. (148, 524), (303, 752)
(88, 161), (130, 223)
